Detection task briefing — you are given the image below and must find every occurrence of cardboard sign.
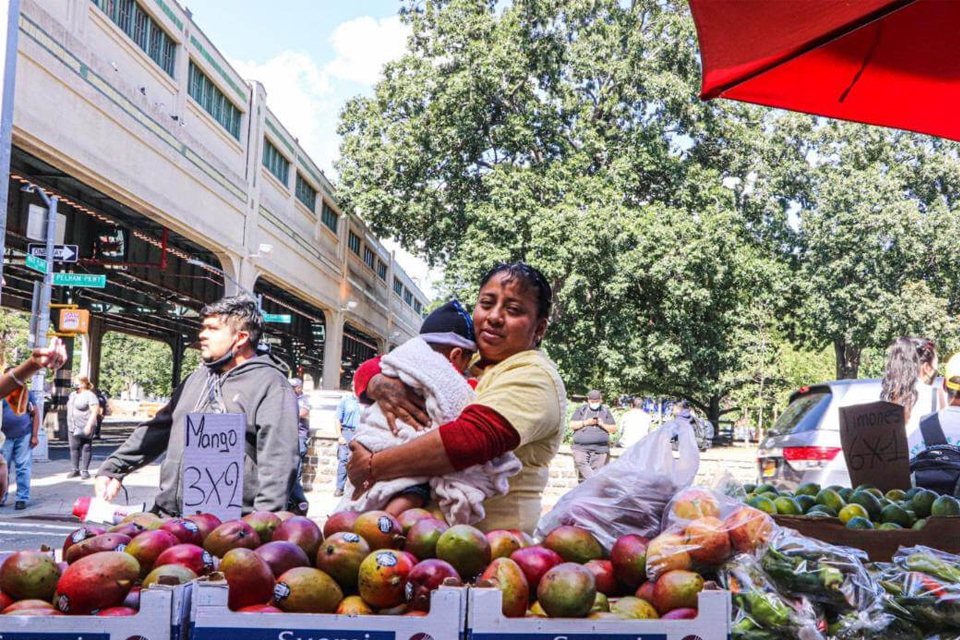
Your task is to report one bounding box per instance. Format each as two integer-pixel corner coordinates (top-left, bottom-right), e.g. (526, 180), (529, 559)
(181, 413), (246, 521)
(59, 308), (90, 333)
(839, 400), (910, 492)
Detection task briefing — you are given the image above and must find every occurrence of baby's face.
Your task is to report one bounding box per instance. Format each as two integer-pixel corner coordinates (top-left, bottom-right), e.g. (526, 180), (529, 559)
(449, 348), (475, 375)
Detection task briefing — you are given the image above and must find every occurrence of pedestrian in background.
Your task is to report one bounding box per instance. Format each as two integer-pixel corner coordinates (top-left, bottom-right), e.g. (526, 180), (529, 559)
(569, 389), (617, 482)
(333, 390), (361, 497)
(881, 336), (941, 429)
(1, 371), (39, 509)
(67, 375), (99, 480)
(618, 397), (651, 449)
(288, 377), (310, 514)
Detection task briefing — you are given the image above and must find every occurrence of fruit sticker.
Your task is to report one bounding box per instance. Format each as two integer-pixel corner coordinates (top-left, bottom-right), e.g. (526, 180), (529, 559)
(57, 594), (70, 613)
(377, 552), (398, 567)
(184, 520), (200, 532)
(378, 516), (394, 534)
(273, 582), (291, 602)
(71, 529), (88, 543)
(405, 581), (414, 601)
(202, 550), (215, 571)
(115, 544), (127, 552)
(344, 532), (361, 543)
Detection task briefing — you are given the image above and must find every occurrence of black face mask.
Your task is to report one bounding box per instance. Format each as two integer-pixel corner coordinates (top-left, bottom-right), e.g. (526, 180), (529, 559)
(203, 349), (235, 372)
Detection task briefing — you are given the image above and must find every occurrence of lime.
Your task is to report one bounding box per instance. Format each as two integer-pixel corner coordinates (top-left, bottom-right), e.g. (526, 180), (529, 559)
(865, 487), (884, 500)
(886, 489), (907, 502)
(796, 482), (821, 497)
(877, 522), (903, 530)
(807, 504), (838, 518)
(796, 495), (817, 513)
(838, 487), (854, 502)
(815, 488), (846, 513)
(846, 516), (875, 530)
(911, 489), (938, 518)
(931, 495), (960, 517)
(747, 495), (778, 515)
(838, 503), (870, 524)
(774, 497), (803, 515)
(849, 490), (883, 521)
(755, 484), (779, 496)
(904, 488), (920, 500)
(912, 519), (927, 530)
(880, 504), (913, 528)
(759, 492), (780, 502)
(826, 485), (845, 493)
(743, 483), (757, 495)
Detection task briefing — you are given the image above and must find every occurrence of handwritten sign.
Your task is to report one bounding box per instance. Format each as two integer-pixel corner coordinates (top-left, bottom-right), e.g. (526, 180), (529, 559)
(839, 400), (910, 492)
(181, 413), (246, 521)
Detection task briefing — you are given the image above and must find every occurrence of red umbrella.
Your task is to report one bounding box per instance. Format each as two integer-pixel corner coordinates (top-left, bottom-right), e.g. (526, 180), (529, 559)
(688, 0), (960, 140)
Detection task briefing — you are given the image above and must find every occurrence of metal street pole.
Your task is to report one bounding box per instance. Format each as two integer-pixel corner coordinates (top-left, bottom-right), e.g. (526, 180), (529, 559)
(0, 0), (22, 301)
(31, 189), (57, 432)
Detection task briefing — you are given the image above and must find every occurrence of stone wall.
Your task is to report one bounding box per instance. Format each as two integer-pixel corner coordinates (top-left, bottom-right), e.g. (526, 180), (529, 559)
(302, 434), (759, 508)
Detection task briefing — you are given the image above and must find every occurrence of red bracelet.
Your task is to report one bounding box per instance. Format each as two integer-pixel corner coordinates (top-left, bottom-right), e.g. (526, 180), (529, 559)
(363, 452), (376, 491)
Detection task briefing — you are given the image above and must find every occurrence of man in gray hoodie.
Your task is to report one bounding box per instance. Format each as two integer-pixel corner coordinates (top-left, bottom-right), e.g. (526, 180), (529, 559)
(95, 296), (300, 516)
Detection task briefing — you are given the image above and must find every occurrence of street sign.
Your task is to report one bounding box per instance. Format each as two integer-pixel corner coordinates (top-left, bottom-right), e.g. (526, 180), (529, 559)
(53, 273), (106, 288)
(263, 313), (292, 323)
(59, 308), (90, 334)
(24, 253), (47, 274)
(28, 243), (78, 262)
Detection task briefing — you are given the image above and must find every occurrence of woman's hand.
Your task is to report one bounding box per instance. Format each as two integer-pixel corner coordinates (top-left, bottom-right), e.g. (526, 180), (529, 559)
(346, 441), (374, 500)
(31, 337), (67, 371)
(368, 373), (430, 434)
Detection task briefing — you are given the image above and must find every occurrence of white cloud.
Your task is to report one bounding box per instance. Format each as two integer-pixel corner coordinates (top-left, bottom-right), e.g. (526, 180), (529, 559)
(324, 16), (410, 86)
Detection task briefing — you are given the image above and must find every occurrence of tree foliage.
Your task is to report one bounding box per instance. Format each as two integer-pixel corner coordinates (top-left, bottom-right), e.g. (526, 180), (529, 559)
(336, 0), (960, 428)
(99, 333), (176, 398)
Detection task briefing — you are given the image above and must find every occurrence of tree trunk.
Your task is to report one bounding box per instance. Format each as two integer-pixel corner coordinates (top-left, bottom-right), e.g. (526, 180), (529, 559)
(834, 341), (861, 379)
(707, 396), (721, 444)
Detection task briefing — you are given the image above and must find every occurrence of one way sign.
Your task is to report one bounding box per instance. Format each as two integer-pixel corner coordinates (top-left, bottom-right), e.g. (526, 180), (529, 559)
(27, 243), (79, 263)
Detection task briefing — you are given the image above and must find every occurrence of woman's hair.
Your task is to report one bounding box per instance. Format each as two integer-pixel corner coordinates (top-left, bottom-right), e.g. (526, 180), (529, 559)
(74, 375), (93, 391)
(880, 336), (937, 409)
(479, 262), (553, 320)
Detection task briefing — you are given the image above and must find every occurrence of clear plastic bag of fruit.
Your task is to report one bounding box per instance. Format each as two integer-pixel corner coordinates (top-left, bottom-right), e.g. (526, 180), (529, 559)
(878, 553), (960, 632)
(644, 485), (776, 579)
(534, 420), (699, 551)
(760, 530), (883, 613)
(719, 553), (825, 640)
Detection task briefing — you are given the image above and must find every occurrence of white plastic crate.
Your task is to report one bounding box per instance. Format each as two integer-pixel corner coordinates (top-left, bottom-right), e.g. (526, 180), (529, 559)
(0, 582), (192, 640)
(467, 587), (732, 640)
(189, 579), (468, 640)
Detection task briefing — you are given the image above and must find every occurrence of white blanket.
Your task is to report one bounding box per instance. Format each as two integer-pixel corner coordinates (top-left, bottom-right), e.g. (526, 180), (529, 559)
(335, 337), (521, 525)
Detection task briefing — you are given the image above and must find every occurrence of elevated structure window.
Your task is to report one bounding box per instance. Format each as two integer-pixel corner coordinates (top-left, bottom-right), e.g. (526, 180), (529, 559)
(92, 0), (176, 77)
(363, 246), (375, 269)
(187, 61), (241, 139)
(321, 202), (338, 234)
(348, 230), (361, 255)
(295, 174), (317, 211)
(403, 288), (413, 306)
(393, 277), (403, 296)
(377, 260), (387, 281)
(413, 299), (422, 314)
(262, 140), (289, 186)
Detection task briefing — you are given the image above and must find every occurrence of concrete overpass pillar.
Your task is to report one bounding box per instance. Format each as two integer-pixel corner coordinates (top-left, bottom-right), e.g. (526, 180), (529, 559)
(78, 315), (105, 386)
(322, 309), (343, 391)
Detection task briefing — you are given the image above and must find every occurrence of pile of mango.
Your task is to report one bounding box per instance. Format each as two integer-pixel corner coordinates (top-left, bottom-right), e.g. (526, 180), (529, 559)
(741, 483), (960, 531)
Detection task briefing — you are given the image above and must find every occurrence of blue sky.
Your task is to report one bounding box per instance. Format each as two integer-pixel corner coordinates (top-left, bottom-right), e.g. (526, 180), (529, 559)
(184, 1), (439, 288)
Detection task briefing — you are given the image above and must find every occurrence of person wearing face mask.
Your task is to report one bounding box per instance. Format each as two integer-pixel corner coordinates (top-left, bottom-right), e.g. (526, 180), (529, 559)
(94, 296), (300, 516)
(569, 389), (618, 482)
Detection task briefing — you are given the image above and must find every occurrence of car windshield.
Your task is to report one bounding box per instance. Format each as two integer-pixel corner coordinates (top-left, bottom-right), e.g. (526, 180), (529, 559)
(768, 390), (832, 436)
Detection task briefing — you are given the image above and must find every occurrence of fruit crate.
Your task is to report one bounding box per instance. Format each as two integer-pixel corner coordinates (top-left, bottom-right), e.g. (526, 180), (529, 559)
(0, 582), (193, 640)
(467, 587), (732, 640)
(189, 579), (468, 640)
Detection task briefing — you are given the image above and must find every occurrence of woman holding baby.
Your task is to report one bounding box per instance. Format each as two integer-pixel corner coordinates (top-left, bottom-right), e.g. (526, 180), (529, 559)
(347, 262), (566, 534)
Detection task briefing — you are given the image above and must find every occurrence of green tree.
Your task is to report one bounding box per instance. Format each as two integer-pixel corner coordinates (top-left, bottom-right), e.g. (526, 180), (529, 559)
(336, 0), (791, 426)
(0, 308), (30, 368)
(99, 333), (176, 398)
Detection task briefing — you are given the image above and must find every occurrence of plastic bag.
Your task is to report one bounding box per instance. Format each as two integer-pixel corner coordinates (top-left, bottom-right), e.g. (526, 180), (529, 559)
(644, 485), (774, 579)
(719, 553), (825, 640)
(761, 530), (882, 613)
(534, 419), (699, 550)
(883, 547), (960, 633)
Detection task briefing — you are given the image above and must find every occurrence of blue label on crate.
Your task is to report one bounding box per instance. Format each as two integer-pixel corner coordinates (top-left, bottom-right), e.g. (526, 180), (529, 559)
(191, 628), (396, 640)
(470, 635), (668, 640)
(0, 634), (111, 639)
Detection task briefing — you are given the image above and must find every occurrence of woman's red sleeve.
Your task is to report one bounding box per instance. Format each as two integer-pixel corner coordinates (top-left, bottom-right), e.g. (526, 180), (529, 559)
(353, 356), (383, 403)
(438, 404), (521, 470)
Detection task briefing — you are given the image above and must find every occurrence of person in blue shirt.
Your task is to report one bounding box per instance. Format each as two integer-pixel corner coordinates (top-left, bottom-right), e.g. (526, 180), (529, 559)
(1, 370), (39, 510)
(333, 391), (361, 497)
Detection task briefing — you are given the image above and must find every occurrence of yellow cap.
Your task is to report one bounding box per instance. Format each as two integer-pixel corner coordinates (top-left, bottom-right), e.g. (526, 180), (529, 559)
(945, 353), (960, 391)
